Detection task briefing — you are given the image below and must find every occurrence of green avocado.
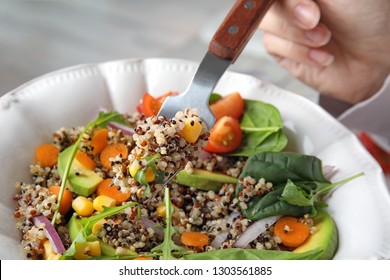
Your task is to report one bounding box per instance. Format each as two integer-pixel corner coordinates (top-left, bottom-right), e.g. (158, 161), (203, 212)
(68, 215), (135, 256)
(293, 210), (338, 259)
(58, 145), (103, 196)
(174, 169), (238, 192)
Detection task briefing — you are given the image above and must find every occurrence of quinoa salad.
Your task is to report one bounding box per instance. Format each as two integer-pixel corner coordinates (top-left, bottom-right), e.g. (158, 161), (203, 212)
(13, 91), (362, 260)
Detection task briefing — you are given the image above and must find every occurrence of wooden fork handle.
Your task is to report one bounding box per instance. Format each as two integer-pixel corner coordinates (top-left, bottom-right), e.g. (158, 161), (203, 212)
(209, 0), (275, 62)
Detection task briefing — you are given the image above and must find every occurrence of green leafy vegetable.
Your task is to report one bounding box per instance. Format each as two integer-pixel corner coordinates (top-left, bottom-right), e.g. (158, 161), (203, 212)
(150, 187), (187, 259)
(52, 111), (128, 225)
(209, 93), (222, 104)
(230, 99), (288, 156)
(239, 151), (363, 219)
(134, 153), (165, 195)
(182, 247), (324, 260)
(243, 186), (312, 221)
(61, 202), (137, 259)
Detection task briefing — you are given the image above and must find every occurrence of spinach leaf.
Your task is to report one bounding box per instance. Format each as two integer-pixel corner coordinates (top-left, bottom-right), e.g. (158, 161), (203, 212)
(243, 186), (312, 221)
(238, 151), (363, 220)
(239, 151), (330, 185)
(230, 99), (288, 156)
(182, 247), (323, 260)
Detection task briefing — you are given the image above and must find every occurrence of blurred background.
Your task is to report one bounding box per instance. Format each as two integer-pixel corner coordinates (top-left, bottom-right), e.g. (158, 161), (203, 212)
(0, 0), (318, 101)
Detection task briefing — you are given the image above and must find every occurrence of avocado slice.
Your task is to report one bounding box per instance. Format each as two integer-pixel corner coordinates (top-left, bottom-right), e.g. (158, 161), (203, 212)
(68, 215), (135, 256)
(174, 169), (238, 191)
(58, 145), (103, 196)
(293, 210), (338, 259)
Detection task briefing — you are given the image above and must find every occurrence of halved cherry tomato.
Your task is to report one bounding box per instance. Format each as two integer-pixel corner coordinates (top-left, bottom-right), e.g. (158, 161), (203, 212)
(204, 116), (242, 153)
(138, 91), (178, 117)
(359, 131), (390, 174)
(210, 92), (244, 121)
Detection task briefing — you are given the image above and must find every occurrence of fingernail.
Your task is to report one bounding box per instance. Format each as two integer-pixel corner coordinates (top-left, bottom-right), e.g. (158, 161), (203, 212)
(304, 27), (331, 44)
(309, 49), (334, 66)
(295, 3), (319, 28)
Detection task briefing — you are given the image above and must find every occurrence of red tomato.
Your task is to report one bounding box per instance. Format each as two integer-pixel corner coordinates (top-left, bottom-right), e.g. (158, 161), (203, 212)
(204, 116), (242, 153)
(210, 92), (244, 121)
(359, 131), (390, 174)
(139, 92), (178, 117)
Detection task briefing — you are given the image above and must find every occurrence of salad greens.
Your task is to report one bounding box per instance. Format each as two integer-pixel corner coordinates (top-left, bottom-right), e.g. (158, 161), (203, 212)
(52, 111), (128, 225)
(231, 99), (288, 156)
(61, 202), (137, 259)
(182, 247), (324, 260)
(134, 153), (165, 195)
(150, 186), (187, 259)
(239, 151), (364, 220)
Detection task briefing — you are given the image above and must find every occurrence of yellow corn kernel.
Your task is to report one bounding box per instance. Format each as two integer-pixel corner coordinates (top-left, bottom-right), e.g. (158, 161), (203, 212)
(129, 160), (141, 177)
(74, 241), (101, 260)
(47, 253), (62, 260)
(129, 161), (155, 183)
(43, 240), (55, 260)
(92, 219), (107, 235)
(181, 118), (203, 143)
(72, 196), (94, 217)
(144, 166), (155, 182)
(93, 195), (116, 212)
(156, 204), (167, 218)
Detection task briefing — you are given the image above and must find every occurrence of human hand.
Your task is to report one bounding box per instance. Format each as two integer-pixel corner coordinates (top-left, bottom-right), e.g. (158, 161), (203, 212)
(260, 0), (390, 104)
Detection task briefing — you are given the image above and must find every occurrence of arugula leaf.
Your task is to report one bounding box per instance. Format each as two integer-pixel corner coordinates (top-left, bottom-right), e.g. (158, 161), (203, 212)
(230, 99), (288, 156)
(61, 203), (137, 258)
(281, 180), (312, 206)
(134, 153), (164, 195)
(150, 187), (187, 259)
(52, 111), (128, 225)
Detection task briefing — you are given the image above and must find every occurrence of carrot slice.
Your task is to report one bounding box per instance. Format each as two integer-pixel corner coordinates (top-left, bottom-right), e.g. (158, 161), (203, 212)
(273, 216), (310, 247)
(35, 144), (59, 167)
(181, 231), (209, 247)
(48, 186), (73, 214)
(75, 151), (96, 170)
(91, 129), (109, 155)
(133, 256), (153, 260)
(100, 143), (128, 169)
(96, 178), (130, 205)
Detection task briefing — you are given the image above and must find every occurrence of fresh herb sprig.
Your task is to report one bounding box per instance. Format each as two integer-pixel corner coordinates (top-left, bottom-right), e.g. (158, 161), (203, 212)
(134, 153), (165, 195)
(150, 186), (187, 259)
(61, 202), (138, 259)
(52, 111), (128, 225)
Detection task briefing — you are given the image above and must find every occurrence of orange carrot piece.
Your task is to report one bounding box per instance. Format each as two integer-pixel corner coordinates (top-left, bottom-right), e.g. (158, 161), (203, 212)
(100, 143), (128, 169)
(91, 128), (109, 155)
(273, 216), (310, 247)
(133, 256), (153, 260)
(75, 151), (96, 170)
(48, 186), (73, 214)
(35, 144), (59, 167)
(181, 231), (209, 247)
(96, 178), (130, 205)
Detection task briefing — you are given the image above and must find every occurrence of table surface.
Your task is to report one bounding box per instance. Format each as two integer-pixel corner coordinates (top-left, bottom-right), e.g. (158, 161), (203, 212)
(0, 0), (318, 101)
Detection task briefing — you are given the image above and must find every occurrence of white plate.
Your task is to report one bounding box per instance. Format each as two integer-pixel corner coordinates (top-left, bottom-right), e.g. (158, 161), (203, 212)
(1, 58), (390, 260)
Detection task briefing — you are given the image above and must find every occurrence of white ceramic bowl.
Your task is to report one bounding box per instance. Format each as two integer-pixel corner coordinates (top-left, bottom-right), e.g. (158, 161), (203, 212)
(1, 58), (390, 260)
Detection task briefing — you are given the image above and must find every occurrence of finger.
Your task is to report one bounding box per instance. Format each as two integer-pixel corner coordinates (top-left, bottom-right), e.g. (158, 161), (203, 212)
(263, 32), (334, 67)
(261, 0), (321, 31)
(260, 0), (329, 48)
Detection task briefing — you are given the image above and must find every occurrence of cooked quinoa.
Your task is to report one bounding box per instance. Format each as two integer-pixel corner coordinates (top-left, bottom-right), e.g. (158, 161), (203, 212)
(13, 107), (316, 260)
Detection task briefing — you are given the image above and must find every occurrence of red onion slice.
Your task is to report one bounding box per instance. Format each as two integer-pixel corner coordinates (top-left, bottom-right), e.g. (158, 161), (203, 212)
(323, 165), (337, 180)
(33, 215), (66, 254)
(107, 122), (135, 136)
(199, 149), (211, 160)
(141, 217), (164, 239)
(234, 216), (281, 248)
(210, 212), (240, 248)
